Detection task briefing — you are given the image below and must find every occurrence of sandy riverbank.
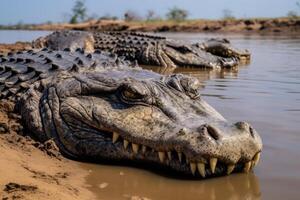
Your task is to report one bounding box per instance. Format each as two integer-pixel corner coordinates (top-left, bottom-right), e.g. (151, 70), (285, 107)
(0, 42), (32, 55)
(3, 17), (300, 34)
(0, 100), (95, 200)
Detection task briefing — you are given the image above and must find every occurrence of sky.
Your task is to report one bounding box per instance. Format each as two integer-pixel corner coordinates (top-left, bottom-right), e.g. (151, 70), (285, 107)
(0, 0), (299, 25)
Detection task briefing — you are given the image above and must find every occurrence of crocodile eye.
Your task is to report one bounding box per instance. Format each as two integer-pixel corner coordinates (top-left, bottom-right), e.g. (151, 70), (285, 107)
(121, 83), (147, 101)
(123, 89), (140, 99)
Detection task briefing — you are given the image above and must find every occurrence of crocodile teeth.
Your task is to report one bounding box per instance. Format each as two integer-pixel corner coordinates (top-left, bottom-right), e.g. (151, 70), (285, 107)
(251, 161), (255, 170)
(123, 140), (129, 150)
(209, 158), (217, 174)
(252, 152), (261, 167)
(112, 132), (119, 143)
(158, 152), (165, 162)
(167, 151), (172, 160)
(190, 163), (196, 175)
(177, 152), (182, 162)
(244, 161), (251, 173)
(197, 163), (206, 178)
(142, 146), (147, 154)
(227, 164), (235, 175)
(132, 143), (139, 154)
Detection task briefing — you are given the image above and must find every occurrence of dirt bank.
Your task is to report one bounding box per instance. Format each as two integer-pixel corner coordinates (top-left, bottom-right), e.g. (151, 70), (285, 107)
(0, 100), (95, 200)
(7, 17), (300, 34)
(0, 42), (31, 55)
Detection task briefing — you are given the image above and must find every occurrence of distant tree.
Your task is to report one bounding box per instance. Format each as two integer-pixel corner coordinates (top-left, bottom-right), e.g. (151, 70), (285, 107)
(99, 14), (118, 20)
(124, 10), (142, 21)
(15, 21), (24, 29)
(296, 1), (300, 14)
(146, 10), (155, 21)
(287, 11), (298, 18)
(166, 7), (188, 21)
(222, 9), (235, 20)
(70, 0), (87, 24)
(286, 1), (300, 19)
(146, 10), (161, 21)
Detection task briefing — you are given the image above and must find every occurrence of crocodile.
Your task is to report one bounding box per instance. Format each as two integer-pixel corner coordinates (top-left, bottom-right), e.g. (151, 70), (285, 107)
(33, 31), (250, 69)
(0, 48), (262, 178)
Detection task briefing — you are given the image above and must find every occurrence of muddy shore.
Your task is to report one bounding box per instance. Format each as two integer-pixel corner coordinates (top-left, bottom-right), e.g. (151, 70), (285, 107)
(0, 42), (32, 55)
(3, 17), (300, 34)
(0, 101), (95, 200)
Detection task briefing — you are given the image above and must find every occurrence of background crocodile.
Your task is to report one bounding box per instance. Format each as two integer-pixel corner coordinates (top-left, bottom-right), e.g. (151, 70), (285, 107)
(0, 48), (262, 178)
(33, 31), (250, 69)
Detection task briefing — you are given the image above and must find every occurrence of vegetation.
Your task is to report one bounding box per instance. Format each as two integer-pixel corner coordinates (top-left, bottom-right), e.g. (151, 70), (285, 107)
(69, 0), (87, 24)
(222, 9), (235, 20)
(166, 7), (188, 21)
(1, 0), (300, 30)
(146, 10), (161, 21)
(98, 14), (118, 20)
(287, 11), (298, 18)
(124, 10), (142, 22)
(287, 1), (300, 18)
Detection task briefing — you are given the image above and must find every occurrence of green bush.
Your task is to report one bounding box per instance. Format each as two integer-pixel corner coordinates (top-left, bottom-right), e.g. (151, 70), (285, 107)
(166, 7), (188, 21)
(69, 0), (87, 24)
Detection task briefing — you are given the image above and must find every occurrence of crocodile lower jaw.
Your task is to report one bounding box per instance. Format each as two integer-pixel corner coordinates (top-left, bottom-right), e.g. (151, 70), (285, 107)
(108, 131), (261, 178)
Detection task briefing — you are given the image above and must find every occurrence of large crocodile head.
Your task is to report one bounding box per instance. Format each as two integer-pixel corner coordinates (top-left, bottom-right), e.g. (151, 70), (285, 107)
(20, 58), (262, 178)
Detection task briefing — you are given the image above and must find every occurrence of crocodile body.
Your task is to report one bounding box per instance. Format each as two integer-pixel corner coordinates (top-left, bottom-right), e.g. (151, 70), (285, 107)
(33, 31), (250, 69)
(0, 49), (262, 178)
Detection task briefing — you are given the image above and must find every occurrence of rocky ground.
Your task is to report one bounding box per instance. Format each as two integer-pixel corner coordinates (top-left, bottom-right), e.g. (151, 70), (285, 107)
(6, 17), (300, 34)
(0, 100), (95, 200)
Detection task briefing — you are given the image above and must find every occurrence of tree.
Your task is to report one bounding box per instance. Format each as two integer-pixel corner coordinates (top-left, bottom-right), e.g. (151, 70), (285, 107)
(146, 10), (155, 21)
(124, 10), (142, 22)
(287, 11), (298, 18)
(222, 9), (235, 20)
(286, 2), (300, 19)
(166, 7), (188, 21)
(146, 10), (161, 21)
(69, 0), (87, 24)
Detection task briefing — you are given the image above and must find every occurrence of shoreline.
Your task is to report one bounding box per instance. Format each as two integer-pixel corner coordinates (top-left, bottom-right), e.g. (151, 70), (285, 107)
(1, 17), (299, 34)
(0, 101), (95, 200)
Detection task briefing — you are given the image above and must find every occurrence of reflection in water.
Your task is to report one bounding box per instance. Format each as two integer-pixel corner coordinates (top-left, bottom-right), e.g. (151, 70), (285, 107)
(143, 66), (241, 86)
(82, 163), (261, 200)
(143, 58), (249, 86)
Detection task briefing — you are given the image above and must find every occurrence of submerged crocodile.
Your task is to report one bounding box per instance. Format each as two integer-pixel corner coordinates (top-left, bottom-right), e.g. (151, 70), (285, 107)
(0, 49), (261, 178)
(33, 31), (250, 69)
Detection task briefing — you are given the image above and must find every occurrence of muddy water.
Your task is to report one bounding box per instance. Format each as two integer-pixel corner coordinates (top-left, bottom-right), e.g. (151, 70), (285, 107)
(1, 31), (299, 199)
(81, 33), (300, 200)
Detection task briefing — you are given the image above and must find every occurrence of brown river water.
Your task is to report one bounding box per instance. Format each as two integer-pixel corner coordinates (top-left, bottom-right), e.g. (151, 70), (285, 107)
(1, 31), (300, 200)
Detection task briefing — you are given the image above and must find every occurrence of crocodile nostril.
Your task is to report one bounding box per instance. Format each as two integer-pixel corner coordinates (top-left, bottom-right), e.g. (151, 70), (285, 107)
(249, 126), (255, 138)
(236, 122), (256, 138)
(206, 125), (220, 141)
